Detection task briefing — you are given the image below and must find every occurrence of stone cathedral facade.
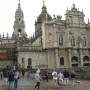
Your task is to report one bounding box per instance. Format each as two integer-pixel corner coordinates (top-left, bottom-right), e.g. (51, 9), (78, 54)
(0, 2), (90, 69)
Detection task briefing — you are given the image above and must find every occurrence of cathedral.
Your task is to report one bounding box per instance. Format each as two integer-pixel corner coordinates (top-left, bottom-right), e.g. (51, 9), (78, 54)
(0, 1), (90, 69)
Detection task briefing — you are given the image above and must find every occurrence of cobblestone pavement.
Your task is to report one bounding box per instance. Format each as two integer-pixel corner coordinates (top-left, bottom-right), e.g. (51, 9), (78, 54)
(0, 77), (90, 90)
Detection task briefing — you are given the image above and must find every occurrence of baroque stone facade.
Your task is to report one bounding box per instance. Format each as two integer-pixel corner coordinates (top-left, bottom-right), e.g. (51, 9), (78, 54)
(0, 2), (90, 69)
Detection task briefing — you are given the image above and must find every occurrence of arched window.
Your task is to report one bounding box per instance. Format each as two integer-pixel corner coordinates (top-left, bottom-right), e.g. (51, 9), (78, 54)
(71, 56), (78, 67)
(18, 29), (21, 33)
(60, 57), (64, 65)
(59, 35), (63, 45)
(83, 56), (89, 66)
(71, 56), (78, 62)
(83, 37), (86, 47)
(71, 36), (75, 46)
(83, 56), (89, 62)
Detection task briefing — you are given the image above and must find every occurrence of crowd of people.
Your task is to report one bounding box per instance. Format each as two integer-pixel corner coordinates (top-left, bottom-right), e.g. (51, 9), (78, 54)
(34, 68), (76, 90)
(52, 69), (76, 86)
(0, 65), (33, 90)
(0, 66), (76, 90)
(0, 66), (20, 90)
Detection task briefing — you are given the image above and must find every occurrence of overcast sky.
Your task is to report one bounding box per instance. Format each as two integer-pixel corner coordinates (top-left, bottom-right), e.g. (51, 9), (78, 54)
(0, 0), (90, 37)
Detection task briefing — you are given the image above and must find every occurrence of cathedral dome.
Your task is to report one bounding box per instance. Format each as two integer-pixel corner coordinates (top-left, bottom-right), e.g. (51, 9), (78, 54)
(15, 3), (24, 20)
(37, 5), (52, 23)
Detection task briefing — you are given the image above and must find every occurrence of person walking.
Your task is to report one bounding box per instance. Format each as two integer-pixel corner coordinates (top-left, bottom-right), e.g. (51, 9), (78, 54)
(57, 72), (64, 85)
(44, 70), (48, 82)
(14, 69), (20, 89)
(0, 70), (3, 80)
(70, 70), (76, 86)
(22, 68), (25, 77)
(8, 68), (14, 90)
(34, 71), (42, 90)
(27, 65), (32, 78)
(63, 70), (69, 85)
(52, 70), (58, 83)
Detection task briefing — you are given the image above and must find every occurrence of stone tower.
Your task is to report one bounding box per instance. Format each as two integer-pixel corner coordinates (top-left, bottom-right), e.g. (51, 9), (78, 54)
(12, 0), (27, 40)
(35, 1), (52, 37)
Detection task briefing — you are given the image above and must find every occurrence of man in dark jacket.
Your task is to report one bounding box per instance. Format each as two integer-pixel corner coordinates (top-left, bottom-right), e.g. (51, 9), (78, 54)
(63, 70), (69, 84)
(8, 69), (14, 90)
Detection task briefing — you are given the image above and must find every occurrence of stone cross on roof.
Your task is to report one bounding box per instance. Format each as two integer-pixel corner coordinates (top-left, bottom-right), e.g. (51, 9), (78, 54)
(18, 0), (21, 7)
(19, 0), (20, 4)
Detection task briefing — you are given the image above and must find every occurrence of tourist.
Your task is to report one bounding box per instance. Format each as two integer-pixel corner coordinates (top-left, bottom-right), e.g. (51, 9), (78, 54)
(63, 70), (69, 85)
(14, 69), (20, 89)
(0, 70), (3, 80)
(34, 70), (42, 90)
(8, 68), (15, 90)
(44, 70), (48, 82)
(52, 70), (58, 83)
(57, 72), (64, 85)
(22, 68), (25, 77)
(70, 70), (76, 86)
(27, 65), (32, 78)
(3, 66), (9, 85)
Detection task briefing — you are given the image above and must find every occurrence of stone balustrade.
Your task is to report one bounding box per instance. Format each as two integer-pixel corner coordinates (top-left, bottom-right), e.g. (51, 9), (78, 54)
(17, 46), (43, 51)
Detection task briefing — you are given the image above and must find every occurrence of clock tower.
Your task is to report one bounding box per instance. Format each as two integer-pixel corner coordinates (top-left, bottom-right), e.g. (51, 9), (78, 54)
(12, 0), (27, 40)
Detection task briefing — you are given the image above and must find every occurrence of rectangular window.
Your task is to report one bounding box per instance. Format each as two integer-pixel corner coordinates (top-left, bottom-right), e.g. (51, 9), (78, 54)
(22, 58), (24, 64)
(28, 58), (32, 66)
(59, 36), (63, 45)
(60, 57), (64, 65)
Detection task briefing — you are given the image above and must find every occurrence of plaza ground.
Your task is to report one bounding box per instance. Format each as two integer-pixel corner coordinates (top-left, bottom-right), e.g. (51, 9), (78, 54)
(0, 76), (90, 90)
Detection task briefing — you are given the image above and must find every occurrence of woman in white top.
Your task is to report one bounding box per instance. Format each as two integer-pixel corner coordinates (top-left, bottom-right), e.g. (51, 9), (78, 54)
(14, 70), (20, 89)
(52, 70), (58, 82)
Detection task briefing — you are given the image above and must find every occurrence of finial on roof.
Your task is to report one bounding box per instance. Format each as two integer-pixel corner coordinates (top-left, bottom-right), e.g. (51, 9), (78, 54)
(43, 0), (45, 6)
(42, 0), (47, 13)
(73, 3), (75, 8)
(3, 33), (4, 38)
(18, 0), (21, 8)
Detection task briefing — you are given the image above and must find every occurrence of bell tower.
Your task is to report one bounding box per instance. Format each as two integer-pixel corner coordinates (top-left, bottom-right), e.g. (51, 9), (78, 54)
(12, 0), (27, 40)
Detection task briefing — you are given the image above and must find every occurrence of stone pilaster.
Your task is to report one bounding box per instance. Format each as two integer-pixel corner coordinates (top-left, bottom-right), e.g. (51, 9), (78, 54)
(55, 49), (59, 68)
(68, 49), (72, 67)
